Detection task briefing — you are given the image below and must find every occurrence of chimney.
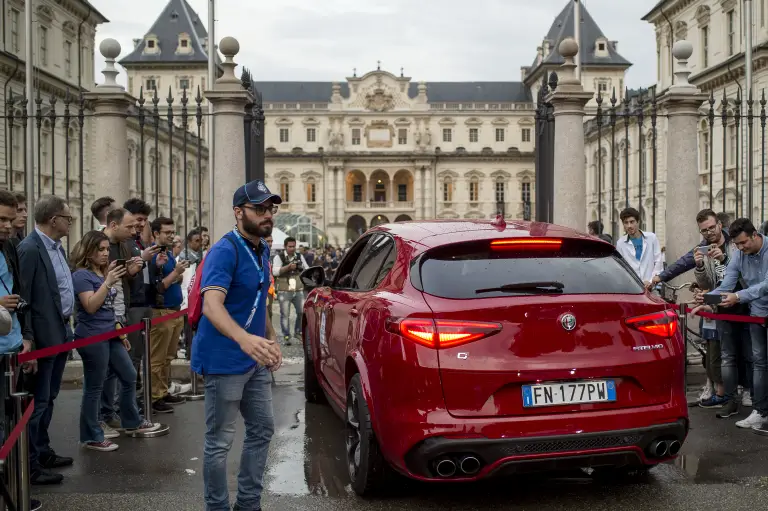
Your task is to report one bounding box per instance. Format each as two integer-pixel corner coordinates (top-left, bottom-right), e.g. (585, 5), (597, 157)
(133, 38), (141, 49)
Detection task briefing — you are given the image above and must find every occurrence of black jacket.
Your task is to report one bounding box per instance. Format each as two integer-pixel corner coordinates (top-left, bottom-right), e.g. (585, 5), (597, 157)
(1, 238), (31, 346)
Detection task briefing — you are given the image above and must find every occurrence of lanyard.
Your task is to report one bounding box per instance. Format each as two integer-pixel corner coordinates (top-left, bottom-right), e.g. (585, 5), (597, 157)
(231, 229), (266, 329)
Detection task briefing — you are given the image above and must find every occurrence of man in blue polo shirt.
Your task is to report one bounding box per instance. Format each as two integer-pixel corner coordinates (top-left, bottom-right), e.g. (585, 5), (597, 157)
(192, 180), (282, 511)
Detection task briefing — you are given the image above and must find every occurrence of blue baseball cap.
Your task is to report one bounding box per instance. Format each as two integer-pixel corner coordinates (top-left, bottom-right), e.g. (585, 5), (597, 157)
(232, 180), (282, 207)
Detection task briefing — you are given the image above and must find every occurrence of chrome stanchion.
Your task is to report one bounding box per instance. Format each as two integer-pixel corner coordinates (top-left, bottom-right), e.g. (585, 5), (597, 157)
(183, 317), (204, 401)
(11, 392), (29, 511)
(4, 355), (18, 510)
(125, 318), (169, 438)
(679, 302), (694, 406)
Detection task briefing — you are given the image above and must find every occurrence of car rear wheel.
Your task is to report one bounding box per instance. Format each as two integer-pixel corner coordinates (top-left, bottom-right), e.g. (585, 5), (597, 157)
(303, 325), (326, 404)
(346, 374), (392, 496)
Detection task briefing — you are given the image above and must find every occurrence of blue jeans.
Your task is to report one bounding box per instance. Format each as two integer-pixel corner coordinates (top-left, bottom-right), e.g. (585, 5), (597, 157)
(721, 320), (754, 400)
(203, 366), (274, 511)
(77, 338), (142, 443)
(278, 291), (303, 338)
(29, 324), (72, 471)
(750, 324), (768, 415)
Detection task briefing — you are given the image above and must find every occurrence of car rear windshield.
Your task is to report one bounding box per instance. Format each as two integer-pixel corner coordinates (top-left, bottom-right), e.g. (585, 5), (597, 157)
(418, 239), (644, 299)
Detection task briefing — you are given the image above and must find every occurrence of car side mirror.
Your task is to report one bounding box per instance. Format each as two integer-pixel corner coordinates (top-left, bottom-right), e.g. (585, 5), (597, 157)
(300, 266), (327, 289)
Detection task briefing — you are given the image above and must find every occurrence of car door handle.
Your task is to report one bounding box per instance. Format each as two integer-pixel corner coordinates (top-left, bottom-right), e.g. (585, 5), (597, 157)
(350, 308), (359, 317)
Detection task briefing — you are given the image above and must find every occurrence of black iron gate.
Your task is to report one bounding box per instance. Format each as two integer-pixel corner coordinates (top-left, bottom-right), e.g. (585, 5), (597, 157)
(241, 68), (265, 183)
(534, 72), (557, 224)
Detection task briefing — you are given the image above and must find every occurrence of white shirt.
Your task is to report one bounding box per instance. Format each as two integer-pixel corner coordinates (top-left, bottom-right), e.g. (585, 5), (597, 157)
(272, 252), (309, 277)
(616, 231), (664, 283)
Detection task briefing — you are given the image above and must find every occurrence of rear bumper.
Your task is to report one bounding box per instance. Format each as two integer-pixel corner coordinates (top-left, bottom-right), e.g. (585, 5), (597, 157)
(402, 419), (688, 481)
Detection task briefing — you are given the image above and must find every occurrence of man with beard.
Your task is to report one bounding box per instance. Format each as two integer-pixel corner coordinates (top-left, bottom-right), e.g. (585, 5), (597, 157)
(192, 180), (281, 511)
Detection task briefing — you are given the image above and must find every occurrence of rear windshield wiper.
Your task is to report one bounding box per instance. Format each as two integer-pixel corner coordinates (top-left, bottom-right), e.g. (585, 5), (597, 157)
(475, 281), (565, 294)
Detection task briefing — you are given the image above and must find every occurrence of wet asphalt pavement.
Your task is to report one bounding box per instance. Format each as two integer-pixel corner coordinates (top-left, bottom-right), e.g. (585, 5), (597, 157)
(29, 367), (768, 511)
(28, 311), (768, 510)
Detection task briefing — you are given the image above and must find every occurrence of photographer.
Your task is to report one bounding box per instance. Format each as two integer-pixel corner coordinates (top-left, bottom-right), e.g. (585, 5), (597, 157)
(272, 237), (308, 345)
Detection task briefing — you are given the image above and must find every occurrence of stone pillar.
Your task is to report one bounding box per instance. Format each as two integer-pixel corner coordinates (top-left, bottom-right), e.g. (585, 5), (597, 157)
(84, 39), (134, 206)
(204, 37), (253, 241)
(659, 41), (707, 268)
(546, 38), (594, 231)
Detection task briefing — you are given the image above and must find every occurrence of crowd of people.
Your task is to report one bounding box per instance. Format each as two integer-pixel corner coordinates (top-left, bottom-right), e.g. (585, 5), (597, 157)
(0, 178), (348, 510)
(0, 190), (219, 510)
(595, 206), (768, 435)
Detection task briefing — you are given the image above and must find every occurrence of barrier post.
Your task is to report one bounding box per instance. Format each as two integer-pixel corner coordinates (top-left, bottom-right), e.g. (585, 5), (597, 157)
(679, 302), (691, 403)
(0, 355), (10, 511)
(125, 318), (169, 438)
(11, 392), (29, 511)
(4, 355), (18, 509)
(183, 317), (204, 401)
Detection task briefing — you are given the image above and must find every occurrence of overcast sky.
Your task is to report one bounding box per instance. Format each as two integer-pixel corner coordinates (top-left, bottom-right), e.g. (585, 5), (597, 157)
(94, 0), (658, 90)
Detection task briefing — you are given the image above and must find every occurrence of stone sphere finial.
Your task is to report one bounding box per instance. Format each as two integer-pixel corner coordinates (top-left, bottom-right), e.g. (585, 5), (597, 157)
(99, 38), (121, 60)
(559, 37), (579, 59)
(219, 36), (240, 57)
(672, 40), (693, 61)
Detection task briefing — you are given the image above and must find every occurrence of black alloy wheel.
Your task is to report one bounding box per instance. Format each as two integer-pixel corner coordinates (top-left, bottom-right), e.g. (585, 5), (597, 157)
(345, 374), (393, 496)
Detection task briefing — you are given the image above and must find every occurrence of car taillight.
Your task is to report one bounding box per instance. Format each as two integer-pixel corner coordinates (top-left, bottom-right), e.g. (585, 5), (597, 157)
(491, 238), (562, 251)
(385, 318), (502, 349)
(625, 310), (679, 338)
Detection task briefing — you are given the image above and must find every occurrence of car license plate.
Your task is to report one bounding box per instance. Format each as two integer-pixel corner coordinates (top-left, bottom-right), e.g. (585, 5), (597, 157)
(522, 380), (616, 408)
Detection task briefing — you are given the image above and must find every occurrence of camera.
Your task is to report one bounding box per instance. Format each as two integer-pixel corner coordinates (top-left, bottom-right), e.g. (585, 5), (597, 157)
(14, 297), (29, 314)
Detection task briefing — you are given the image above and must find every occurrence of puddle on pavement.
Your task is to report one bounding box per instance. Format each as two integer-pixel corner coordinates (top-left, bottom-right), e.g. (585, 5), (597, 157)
(264, 404), (352, 497)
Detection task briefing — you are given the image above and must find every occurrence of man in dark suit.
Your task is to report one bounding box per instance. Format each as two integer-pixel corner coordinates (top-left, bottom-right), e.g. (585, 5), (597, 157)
(18, 195), (75, 485)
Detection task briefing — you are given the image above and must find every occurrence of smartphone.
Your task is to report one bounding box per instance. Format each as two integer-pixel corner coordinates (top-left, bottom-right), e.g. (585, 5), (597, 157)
(696, 246), (709, 255)
(115, 259), (127, 268)
(703, 293), (724, 305)
(158, 245), (168, 252)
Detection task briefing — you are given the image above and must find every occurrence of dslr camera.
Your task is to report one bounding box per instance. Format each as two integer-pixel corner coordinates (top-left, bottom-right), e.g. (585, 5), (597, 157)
(286, 254), (304, 272)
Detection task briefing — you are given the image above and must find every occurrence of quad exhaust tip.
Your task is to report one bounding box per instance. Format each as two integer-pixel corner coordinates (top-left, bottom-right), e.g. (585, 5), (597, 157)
(648, 440), (668, 458)
(459, 456), (481, 475)
(435, 458), (457, 478)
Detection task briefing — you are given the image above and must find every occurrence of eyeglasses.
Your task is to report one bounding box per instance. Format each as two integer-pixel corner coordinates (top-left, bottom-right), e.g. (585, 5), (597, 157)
(699, 225), (719, 235)
(242, 204), (278, 215)
(54, 214), (73, 223)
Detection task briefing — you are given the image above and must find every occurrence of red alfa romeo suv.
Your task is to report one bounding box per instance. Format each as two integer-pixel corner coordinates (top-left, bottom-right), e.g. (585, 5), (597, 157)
(300, 218), (688, 496)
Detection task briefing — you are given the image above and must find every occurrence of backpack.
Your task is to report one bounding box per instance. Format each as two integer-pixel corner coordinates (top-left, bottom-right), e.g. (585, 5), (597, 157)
(187, 234), (239, 329)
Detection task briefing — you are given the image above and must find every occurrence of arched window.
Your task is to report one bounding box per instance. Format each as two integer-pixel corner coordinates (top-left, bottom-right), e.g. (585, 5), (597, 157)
(305, 178), (317, 203)
(521, 177), (531, 203)
(442, 177), (453, 202)
(280, 178), (290, 202)
(469, 176), (479, 202)
(495, 178), (505, 203)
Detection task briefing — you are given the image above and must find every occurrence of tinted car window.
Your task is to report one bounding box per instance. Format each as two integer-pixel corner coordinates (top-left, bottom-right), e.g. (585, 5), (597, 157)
(352, 235), (394, 291)
(420, 241), (644, 299)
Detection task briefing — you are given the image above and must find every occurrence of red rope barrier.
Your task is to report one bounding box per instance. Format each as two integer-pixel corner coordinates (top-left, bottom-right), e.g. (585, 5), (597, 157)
(150, 309), (188, 326)
(0, 398), (34, 461)
(17, 308), (189, 363)
(685, 307), (766, 325)
(18, 323), (144, 363)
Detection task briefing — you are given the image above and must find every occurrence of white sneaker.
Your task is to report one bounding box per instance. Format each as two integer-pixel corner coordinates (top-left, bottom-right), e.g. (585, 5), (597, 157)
(170, 382), (192, 396)
(699, 381), (714, 402)
(742, 390), (753, 407)
(99, 421), (120, 439)
(736, 410), (764, 429)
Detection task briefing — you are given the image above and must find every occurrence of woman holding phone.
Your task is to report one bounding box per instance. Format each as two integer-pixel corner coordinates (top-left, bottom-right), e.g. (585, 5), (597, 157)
(71, 230), (159, 452)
